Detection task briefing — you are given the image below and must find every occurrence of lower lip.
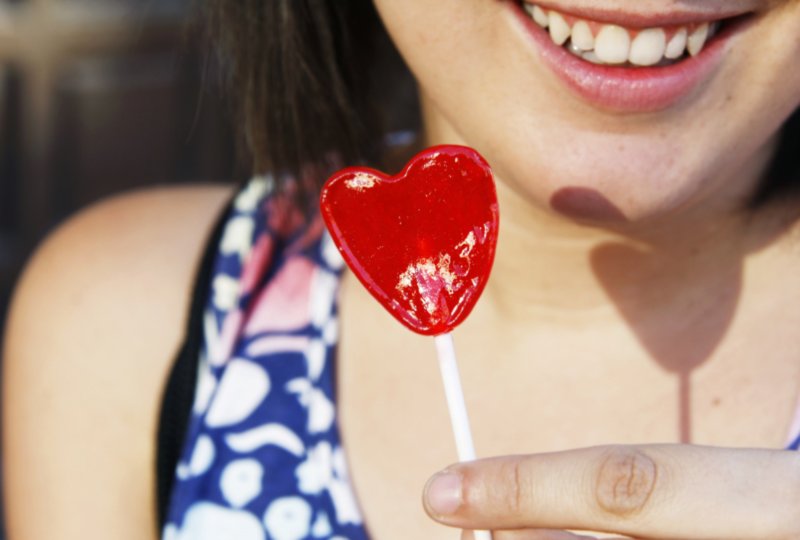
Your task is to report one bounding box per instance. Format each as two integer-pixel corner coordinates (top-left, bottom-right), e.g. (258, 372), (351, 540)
(509, 3), (750, 113)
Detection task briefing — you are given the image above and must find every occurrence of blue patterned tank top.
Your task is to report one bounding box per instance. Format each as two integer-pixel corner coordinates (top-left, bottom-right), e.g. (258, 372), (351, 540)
(162, 177), (367, 540)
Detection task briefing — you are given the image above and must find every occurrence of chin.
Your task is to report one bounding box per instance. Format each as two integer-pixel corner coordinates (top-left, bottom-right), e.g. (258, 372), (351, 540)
(545, 177), (698, 226)
(483, 131), (721, 227)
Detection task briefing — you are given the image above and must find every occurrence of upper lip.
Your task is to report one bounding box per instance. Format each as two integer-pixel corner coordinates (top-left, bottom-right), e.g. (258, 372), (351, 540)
(522, 1), (759, 27)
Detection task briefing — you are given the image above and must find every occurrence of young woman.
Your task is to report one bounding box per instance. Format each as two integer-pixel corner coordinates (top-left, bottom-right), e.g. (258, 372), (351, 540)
(4, 1), (800, 539)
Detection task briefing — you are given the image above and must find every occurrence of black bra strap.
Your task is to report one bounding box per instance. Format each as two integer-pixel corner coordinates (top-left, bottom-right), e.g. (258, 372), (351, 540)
(155, 198), (232, 531)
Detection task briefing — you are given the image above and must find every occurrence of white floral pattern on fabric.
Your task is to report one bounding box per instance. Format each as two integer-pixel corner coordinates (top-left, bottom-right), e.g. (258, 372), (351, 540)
(163, 179), (367, 539)
(221, 459), (264, 508)
(205, 359), (271, 428)
(173, 503), (265, 540)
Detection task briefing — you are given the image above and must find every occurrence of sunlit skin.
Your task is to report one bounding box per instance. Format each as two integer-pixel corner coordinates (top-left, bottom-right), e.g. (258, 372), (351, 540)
(3, 1), (800, 540)
(334, 0), (800, 538)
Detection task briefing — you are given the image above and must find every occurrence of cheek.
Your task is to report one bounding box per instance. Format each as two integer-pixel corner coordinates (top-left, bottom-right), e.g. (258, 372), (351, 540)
(728, 5), (800, 109)
(372, 0), (501, 99)
(372, 1), (468, 59)
(700, 6), (800, 176)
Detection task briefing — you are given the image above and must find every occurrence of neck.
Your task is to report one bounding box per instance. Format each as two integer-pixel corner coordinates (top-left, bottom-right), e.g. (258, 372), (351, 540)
(488, 180), (746, 323)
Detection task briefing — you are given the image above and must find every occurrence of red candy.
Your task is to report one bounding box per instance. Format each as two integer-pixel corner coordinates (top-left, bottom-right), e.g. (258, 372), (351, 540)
(320, 145), (499, 336)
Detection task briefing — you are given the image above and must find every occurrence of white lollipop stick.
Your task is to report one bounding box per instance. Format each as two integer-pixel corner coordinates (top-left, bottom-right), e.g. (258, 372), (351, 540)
(434, 333), (493, 540)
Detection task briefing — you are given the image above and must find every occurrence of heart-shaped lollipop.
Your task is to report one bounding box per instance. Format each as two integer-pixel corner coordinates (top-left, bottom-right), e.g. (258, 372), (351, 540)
(321, 145), (498, 540)
(320, 145), (499, 336)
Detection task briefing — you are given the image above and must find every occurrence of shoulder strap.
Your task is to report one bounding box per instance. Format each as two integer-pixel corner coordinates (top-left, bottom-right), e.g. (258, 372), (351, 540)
(155, 198), (232, 531)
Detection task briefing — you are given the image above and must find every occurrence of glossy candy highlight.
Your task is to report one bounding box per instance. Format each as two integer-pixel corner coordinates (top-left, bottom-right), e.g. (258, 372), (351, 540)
(320, 145), (499, 336)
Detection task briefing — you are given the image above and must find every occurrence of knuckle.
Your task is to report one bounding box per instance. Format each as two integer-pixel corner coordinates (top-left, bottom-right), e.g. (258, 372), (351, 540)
(466, 458), (530, 516)
(593, 446), (658, 518)
(506, 458), (530, 515)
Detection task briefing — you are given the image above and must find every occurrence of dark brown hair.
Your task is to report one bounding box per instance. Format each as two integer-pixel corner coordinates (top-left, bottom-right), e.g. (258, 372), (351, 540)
(204, 0), (419, 202)
(205, 0), (798, 203)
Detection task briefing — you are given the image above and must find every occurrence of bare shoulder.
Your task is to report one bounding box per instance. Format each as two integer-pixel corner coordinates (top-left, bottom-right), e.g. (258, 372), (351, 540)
(3, 184), (233, 540)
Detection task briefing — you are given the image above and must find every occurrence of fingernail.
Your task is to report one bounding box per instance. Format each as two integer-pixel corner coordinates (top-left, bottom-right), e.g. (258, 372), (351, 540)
(425, 471), (463, 516)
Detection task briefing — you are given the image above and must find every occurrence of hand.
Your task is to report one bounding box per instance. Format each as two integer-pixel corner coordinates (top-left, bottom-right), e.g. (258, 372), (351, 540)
(422, 444), (800, 540)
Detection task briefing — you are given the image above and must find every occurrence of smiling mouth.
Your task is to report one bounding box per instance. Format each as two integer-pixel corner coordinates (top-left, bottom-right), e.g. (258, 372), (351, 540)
(519, 2), (750, 67)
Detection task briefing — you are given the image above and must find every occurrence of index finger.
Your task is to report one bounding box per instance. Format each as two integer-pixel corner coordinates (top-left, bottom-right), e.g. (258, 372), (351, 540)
(424, 444), (800, 539)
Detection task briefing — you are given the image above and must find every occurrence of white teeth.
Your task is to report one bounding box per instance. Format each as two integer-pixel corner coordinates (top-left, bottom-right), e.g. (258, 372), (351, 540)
(629, 28), (666, 66)
(664, 28), (688, 59)
(687, 23), (709, 56)
(522, 4), (719, 65)
(581, 50), (604, 65)
(571, 21), (595, 51)
(532, 5), (550, 27)
(594, 25), (630, 65)
(548, 11), (571, 46)
(523, 2), (535, 18)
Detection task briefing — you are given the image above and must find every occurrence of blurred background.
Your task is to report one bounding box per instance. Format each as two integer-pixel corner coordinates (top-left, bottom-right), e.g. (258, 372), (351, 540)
(0, 0), (236, 535)
(0, 0), (235, 343)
